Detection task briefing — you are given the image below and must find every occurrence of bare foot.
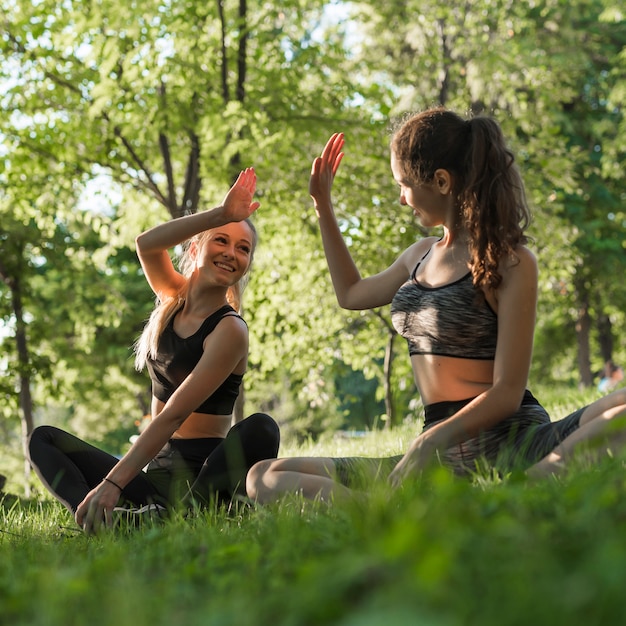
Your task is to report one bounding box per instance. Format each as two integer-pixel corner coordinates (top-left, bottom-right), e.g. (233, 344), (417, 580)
(526, 453), (565, 481)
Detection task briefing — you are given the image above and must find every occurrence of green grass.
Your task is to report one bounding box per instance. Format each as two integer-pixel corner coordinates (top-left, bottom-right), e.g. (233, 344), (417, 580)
(2, 385), (626, 626)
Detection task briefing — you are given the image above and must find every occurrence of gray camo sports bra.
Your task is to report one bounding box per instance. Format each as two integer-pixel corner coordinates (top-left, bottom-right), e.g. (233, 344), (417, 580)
(391, 247), (498, 360)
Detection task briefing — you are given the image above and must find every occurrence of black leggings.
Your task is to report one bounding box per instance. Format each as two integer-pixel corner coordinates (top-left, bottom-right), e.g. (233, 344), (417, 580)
(28, 413), (280, 514)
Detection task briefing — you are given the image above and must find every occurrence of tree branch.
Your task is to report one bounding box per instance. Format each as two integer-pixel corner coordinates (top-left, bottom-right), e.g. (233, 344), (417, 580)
(237, 0), (247, 103)
(217, 0), (230, 103)
(156, 81), (179, 216)
(181, 132), (202, 217)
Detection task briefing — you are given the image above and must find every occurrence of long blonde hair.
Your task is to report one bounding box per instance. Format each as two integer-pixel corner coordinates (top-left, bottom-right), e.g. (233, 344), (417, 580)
(134, 218), (257, 371)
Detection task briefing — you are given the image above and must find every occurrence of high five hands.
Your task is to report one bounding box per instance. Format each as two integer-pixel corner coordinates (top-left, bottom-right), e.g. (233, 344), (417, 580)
(221, 167), (261, 222)
(309, 133), (345, 216)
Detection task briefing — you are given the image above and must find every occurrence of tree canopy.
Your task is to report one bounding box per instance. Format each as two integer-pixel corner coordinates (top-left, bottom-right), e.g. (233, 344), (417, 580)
(0, 0), (624, 478)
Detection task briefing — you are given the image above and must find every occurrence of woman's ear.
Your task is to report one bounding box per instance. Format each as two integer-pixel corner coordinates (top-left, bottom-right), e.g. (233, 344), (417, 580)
(434, 169), (453, 195)
(188, 240), (199, 263)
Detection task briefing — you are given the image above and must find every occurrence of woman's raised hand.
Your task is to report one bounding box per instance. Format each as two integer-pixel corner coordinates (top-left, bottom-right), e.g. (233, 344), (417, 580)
(309, 133), (345, 215)
(220, 167), (261, 222)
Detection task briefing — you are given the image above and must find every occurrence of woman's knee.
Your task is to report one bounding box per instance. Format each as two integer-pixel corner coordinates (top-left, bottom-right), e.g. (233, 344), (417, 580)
(612, 388), (626, 407)
(240, 412), (281, 456)
(581, 389), (626, 425)
(245, 458), (275, 500)
(245, 412), (280, 437)
(27, 425), (57, 460)
(604, 387), (626, 408)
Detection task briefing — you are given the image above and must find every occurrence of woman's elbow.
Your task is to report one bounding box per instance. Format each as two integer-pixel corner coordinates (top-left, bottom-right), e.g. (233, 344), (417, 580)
(335, 295), (353, 309)
(494, 384), (528, 415)
(153, 409), (187, 434)
(335, 292), (368, 311)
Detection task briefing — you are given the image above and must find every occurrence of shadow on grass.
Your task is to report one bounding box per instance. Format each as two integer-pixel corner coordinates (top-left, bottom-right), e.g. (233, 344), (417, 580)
(0, 491), (40, 512)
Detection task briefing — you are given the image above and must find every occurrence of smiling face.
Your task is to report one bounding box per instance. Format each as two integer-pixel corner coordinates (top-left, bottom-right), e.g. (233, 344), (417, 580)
(195, 221), (256, 286)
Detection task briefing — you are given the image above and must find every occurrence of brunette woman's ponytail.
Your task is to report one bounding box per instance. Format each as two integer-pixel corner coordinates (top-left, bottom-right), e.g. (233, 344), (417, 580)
(460, 117), (530, 292)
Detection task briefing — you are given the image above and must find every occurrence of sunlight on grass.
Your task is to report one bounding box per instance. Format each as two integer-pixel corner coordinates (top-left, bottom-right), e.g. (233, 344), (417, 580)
(2, 385), (626, 625)
(281, 420), (415, 458)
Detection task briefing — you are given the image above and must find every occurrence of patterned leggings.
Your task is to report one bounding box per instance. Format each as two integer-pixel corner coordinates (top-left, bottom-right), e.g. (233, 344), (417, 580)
(333, 390), (585, 484)
(423, 390), (584, 476)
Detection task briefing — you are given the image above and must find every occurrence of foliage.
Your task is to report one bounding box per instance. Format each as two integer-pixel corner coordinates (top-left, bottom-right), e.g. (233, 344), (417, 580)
(0, 152), (154, 445)
(0, 0), (625, 459)
(1, 0), (399, 445)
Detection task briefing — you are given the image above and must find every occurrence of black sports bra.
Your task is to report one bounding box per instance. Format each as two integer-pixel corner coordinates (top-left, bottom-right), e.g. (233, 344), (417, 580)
(146, 305), (244, 415)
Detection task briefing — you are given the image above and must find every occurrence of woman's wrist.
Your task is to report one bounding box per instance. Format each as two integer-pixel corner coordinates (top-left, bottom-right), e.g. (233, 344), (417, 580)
(313, 201), (335, 221)
(409, 431), (440, 457)
(205, 203), (244, 229)
(102, 477), (124, 492)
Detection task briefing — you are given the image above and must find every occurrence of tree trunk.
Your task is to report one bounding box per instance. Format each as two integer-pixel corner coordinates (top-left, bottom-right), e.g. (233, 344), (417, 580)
(12, 276), (34, 496)
(372, 310), (397, 429)
(383, 329), (395, 429)
(574, 279), (593, 388)
(597, 313), (613, 363)
(435, 18), (450, 106)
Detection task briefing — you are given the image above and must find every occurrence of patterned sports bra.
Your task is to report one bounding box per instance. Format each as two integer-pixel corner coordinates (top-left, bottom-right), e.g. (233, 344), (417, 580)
(391, 248), (498, 360)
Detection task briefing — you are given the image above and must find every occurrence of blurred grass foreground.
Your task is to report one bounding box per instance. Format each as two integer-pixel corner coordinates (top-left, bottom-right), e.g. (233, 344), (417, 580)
(1, 385), (626, 626)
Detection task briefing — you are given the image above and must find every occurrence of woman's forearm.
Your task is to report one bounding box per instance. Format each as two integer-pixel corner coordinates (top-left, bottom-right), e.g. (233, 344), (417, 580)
(135, 205), (228, 253)
(103, 414), (183, 489)
(422, 385), (526, 452)
(316, 208), (362, 308)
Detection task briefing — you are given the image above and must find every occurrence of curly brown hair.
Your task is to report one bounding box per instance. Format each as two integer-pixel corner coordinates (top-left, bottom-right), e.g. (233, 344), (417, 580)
(390, 107), (531, 292)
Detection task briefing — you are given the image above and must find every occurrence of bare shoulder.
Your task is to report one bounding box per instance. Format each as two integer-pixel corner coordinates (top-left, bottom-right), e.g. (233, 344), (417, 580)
(485, 245), (538, 313)
(401, 236), (440, 271)
(498, 245), (538, 291)
(501, 245), (537, 274)
(217, 312), (249, 336)
(201, 313), (249, 363)
(515, 245), (537, 265)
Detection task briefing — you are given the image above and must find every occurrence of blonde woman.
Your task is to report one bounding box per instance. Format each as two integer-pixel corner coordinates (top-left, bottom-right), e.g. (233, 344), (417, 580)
(29, 169), (279, 533)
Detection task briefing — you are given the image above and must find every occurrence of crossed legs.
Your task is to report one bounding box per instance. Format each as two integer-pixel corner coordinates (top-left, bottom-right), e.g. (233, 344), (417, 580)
(248, 388), (626, 503)
(527, 387), (626, 478)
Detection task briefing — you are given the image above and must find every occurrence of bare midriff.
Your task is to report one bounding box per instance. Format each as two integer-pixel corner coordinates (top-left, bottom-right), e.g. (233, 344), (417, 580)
(411, 354), (494, 406)
(152, 398), (232, 439)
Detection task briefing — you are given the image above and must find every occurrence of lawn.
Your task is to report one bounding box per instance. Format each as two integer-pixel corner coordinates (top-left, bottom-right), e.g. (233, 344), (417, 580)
(1, 386), (625, 626)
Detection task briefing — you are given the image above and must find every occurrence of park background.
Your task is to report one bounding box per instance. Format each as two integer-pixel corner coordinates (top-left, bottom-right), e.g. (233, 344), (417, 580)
(0, 1), (625, 624)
